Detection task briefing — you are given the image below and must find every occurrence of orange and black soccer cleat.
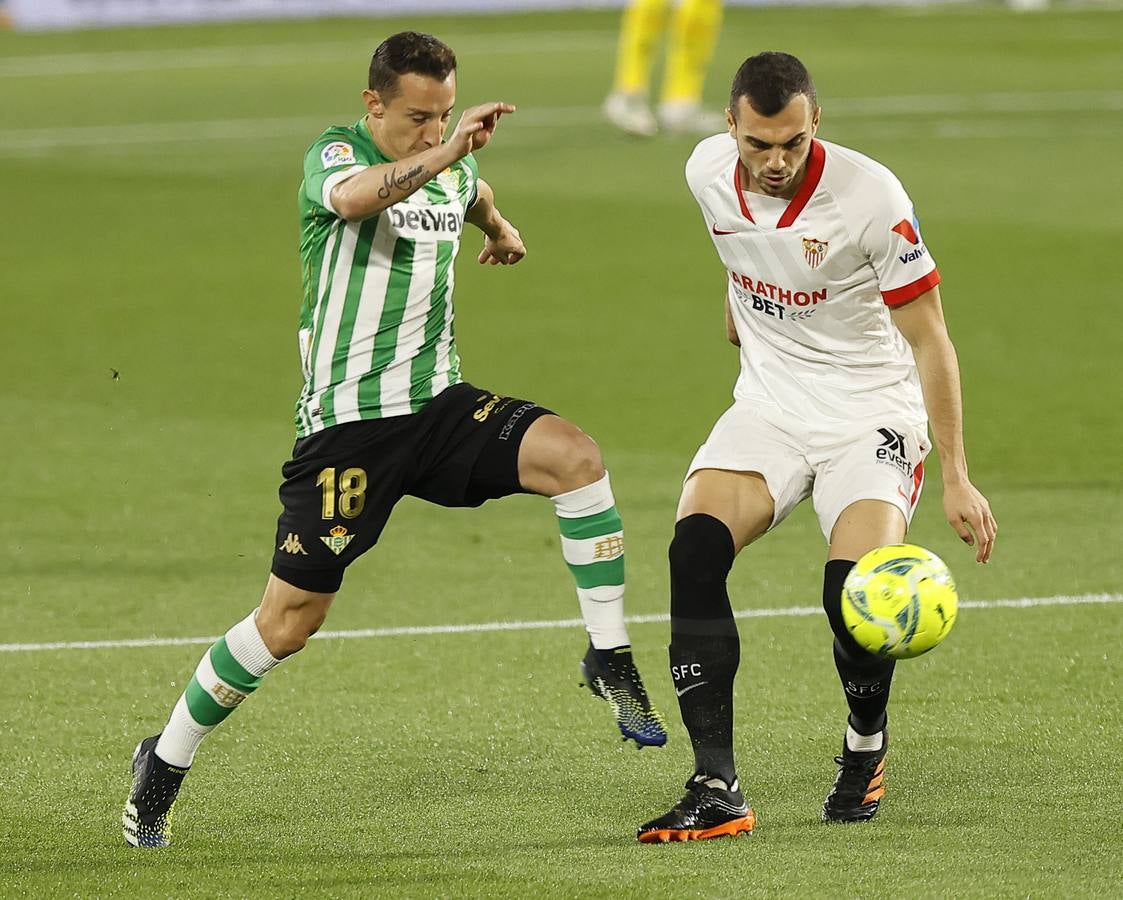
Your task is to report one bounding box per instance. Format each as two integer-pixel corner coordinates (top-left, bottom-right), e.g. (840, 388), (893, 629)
(822, 730), (888, 823)
(637, 775), (756, 843)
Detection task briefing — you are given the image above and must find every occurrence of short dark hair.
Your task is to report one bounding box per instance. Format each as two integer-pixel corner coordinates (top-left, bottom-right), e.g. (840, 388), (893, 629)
(368, 31), (457, 97)
(729, 52), (817, 117)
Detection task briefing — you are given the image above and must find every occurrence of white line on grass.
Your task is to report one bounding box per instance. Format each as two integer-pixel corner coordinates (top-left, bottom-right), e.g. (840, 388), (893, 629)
(2, 592), (1119, 654)
(0, 31), (617, 78)
(2, 91), (1119, 155)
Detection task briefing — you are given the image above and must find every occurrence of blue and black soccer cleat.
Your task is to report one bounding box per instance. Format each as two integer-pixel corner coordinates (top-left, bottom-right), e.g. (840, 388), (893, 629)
(123, 735), (188, 847)
(579, 644), (667, 748)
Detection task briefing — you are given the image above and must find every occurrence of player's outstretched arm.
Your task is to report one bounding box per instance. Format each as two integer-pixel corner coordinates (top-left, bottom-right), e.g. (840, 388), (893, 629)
(467, 178), (526, 266)
(331, 101), (516, 222)
(892, 287), (998, 563)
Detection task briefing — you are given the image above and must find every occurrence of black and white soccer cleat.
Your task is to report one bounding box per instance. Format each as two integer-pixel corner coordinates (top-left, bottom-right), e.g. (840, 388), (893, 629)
(123, 735), (188, 847)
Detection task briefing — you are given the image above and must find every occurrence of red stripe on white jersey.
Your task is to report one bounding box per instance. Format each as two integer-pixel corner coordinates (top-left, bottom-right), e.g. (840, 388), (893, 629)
(882, 269), (940, 307)
(731, 140), (826, 229)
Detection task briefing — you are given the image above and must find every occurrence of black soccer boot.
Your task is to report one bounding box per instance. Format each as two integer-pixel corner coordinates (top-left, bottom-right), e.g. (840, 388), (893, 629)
(122, 735), (188, 847)
(579, 644), (667, 748)
(822, 729), (889, 823)
(637, 774), (757, 843)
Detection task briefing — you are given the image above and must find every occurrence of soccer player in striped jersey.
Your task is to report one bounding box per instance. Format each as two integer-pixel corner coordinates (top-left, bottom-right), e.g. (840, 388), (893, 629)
(122, 31), (665, 849)
(636, 52), (997, 842)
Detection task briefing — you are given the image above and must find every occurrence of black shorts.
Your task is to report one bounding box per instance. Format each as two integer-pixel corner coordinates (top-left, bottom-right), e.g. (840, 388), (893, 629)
(271, 382), (552, 593)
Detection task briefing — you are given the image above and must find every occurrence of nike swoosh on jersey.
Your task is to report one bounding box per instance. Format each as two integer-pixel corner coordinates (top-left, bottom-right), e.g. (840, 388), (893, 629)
(711, 223), (736, 235)
(675, 681), (709, 697)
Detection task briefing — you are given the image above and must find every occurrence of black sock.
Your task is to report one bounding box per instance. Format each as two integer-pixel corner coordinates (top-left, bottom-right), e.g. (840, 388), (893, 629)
(823, 559), (895, 736)
(668, 514), (740, 784)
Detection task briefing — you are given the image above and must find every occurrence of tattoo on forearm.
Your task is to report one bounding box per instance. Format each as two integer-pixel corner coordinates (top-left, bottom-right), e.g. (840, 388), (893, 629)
(377, 164), (427, 199)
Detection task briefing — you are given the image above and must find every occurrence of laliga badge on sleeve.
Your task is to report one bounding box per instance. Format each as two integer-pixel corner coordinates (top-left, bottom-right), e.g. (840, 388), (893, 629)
(321, 141), (356, 169)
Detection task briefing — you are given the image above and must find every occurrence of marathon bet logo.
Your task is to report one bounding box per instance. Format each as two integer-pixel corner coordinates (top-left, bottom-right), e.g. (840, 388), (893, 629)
(875, 427), (913, 475)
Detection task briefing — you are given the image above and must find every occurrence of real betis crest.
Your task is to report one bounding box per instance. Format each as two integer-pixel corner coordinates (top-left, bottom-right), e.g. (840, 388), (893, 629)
(438, 167), (462, 195)
(321, 525), (355, 556)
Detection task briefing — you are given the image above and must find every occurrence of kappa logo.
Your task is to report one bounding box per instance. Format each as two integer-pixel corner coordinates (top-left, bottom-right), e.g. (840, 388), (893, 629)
(876, 427), (913, 476)
(321, 525), (355, 556)
(498, 402), (536, 442)
(278, 533), (308, 555)
(802, 236), (829, 268)
(320, 141), (356, 169)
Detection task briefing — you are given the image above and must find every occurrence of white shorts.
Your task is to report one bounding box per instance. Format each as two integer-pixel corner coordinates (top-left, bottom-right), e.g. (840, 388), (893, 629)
(686, 400), (930, 541)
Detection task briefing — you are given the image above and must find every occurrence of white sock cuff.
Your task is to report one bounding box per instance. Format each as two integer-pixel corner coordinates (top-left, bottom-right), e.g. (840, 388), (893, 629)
(578, 587), (629, 650)
(225, 609), (281, 677)
(552, 472), (615, 518)
(845, 724), (884, 753)
(156, 695), (210, 768)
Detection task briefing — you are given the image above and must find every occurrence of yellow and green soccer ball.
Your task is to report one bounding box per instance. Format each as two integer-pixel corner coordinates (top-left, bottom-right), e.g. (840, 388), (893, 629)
(841, 544), (958, 659)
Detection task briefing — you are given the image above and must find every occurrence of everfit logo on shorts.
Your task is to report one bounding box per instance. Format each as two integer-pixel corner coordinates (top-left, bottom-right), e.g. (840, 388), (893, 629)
(279, 533), (308, 555)
(386, 203), (463, 240)
(876, 428), (913, 476)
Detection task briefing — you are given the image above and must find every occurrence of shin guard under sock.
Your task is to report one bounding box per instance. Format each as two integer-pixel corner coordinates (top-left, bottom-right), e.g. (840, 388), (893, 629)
(823, 559), (895, 735)
(669, 514), (740, 783)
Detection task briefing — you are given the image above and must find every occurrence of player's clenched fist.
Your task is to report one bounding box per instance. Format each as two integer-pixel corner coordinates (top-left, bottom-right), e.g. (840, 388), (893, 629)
(449, 102), (516, 156)
(478, 222), (526, 266)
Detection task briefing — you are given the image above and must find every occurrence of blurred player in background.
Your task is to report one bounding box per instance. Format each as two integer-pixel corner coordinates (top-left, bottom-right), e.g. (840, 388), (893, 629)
(122, 31), (665, 849)
(637, 52), (997, 843)
(603, 0), (724, 136)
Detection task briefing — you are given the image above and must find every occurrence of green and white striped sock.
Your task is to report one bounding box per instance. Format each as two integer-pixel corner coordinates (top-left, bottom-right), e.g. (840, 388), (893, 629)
(154, 610), (280, 768)
(553, 472), (630, 650)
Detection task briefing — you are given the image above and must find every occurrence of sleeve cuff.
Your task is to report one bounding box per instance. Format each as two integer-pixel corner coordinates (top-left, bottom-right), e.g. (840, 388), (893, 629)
(321, 165), (368, 215)
(882, 269), (940, 307)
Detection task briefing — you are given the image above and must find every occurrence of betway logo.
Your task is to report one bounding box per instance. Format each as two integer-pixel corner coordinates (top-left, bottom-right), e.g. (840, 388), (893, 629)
(386, 204), (463, 239)
(898, 245), (928, 265)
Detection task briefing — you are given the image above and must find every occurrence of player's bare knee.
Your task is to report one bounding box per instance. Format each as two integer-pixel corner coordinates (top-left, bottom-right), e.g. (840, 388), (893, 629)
(261, 606), (324, 658)
(552, 428), (605, 494)
(258, 580), (333, 658)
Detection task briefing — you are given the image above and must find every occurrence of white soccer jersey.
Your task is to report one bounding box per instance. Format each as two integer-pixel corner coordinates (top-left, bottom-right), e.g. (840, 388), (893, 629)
(685, 134), (941, 428)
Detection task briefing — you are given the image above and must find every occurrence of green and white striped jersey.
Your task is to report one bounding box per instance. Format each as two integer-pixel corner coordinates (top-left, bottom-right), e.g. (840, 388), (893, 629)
(294, 118), (479, 436)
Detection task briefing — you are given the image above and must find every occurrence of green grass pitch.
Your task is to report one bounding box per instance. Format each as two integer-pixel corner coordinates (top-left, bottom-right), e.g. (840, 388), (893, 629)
(2, 5), (1122, 896)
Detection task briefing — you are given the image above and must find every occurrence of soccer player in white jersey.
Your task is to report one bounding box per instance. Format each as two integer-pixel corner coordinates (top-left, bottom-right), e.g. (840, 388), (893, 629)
(121, 32), (665, 848)
(637, 52), (997, 842)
